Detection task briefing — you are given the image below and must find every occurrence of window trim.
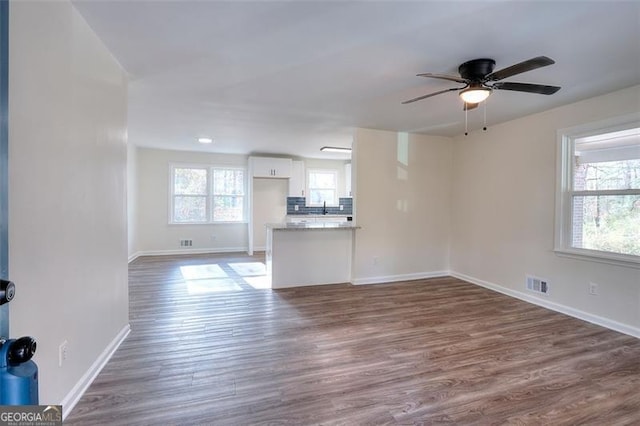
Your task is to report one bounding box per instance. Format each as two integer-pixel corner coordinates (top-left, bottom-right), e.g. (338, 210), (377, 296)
(554, 113), (640, 269)
(306, 168), (339, 207)
(169, 163), (247, 225)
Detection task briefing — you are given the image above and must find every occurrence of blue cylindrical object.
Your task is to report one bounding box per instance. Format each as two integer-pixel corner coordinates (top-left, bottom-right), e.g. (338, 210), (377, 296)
(0, 338), (39, 405)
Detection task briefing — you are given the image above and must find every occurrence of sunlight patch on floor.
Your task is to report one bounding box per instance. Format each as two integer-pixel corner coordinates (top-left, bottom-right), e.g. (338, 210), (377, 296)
(186, 278), (243, 294)
(180, 262), (271, 292)
(243, 275), (272, 290)
(228, 262), (267, 277)
(180, 264), (228, 280)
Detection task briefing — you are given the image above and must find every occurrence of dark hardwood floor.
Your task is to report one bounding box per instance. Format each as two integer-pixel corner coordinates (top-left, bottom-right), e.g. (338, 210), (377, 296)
(66, 253), (640, 425)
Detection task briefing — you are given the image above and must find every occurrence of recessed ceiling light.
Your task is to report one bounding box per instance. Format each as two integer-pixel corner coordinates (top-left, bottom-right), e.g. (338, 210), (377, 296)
(320, 146), (351, 153)
(198, 137), (213, 144)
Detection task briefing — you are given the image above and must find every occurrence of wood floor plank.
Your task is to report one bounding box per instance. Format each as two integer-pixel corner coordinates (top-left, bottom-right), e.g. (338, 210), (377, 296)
(65, 253), (640, 425)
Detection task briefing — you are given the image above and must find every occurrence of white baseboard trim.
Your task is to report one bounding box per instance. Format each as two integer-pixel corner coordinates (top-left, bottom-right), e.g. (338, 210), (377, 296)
(61, 324), (131, 420)
(135, 247), (248, 257)
(352, 271), (449, 285)
(128, 252), (141, 263)
(450, 271), (640, 339)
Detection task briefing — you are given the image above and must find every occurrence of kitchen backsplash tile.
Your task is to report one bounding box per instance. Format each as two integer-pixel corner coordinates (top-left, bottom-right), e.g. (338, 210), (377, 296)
(287, 197), (352, 215)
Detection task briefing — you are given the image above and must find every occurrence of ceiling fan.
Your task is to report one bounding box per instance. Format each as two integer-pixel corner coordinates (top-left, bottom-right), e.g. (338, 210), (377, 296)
(402, 56), (561, 110)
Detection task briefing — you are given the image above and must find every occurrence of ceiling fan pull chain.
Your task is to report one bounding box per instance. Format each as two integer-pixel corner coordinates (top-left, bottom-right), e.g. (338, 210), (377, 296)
(483, 99), (487, 131)
(464, 105), (468, 136)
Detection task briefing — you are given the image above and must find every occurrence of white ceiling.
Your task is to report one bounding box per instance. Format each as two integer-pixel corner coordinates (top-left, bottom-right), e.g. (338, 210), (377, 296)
(72, 1), (640, 160)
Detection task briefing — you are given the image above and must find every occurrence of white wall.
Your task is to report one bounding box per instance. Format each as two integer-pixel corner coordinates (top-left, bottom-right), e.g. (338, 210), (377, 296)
(450, 85), (640, 335)
(9, 0), (128, 405)
(137, 147), (248, 254)
(127, 144), (138, 260)
(352, 129), (452, 284)
(252, 178), (287, 251)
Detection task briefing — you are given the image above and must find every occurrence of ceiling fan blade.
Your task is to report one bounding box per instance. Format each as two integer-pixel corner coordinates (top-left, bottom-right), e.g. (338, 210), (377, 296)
(492, 82), (561, 95)
(463, 102), (478, 111)
(417, 73), (468, 84)
(401, 87), (461, 105)
(486, 56), (555, 81)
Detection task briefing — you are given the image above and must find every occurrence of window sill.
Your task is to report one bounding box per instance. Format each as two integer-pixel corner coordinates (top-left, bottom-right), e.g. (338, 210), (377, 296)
(554, 247), (640, 270)
(169, 221), (248, 226)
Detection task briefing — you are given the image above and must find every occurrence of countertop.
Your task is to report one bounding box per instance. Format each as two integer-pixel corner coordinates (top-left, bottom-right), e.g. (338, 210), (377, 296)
(267, 222), (360, 231)
(285, 214), (352, 218)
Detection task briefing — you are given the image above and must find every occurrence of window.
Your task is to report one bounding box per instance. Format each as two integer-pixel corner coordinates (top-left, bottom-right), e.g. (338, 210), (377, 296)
(212, 168), (244, 222)
(307, 169), (338, 206)
(173, 167), (208, 223)
(556, 115), (640, 266)
(171, 165), (245, 223)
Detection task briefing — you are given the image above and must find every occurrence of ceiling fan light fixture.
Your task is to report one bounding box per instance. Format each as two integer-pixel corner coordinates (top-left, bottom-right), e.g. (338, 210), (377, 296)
(459, 86), (491, 104)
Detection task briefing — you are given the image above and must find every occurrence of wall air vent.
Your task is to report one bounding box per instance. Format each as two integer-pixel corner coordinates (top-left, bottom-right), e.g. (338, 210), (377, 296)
(180, 239), (193, 247)
(526, 275), (549, 295)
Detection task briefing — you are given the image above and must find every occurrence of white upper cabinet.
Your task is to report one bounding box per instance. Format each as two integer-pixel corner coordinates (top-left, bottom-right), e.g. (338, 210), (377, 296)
(250, 157), (292, 178)
(289, 160), (305, 196)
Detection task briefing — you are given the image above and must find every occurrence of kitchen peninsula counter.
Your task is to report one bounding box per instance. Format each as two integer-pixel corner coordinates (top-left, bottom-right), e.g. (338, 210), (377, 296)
(267, 222), (359, 231)
(266, 222), (359, 288)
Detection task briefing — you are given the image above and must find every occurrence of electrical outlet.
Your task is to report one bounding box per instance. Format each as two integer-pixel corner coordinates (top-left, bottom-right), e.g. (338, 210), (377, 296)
(59, 340), (68, 367)
(294, 205), (299, 211)
(339, 205), (344, 211)
(373, 256), (379, 265)
(589, 282), (599, 296)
